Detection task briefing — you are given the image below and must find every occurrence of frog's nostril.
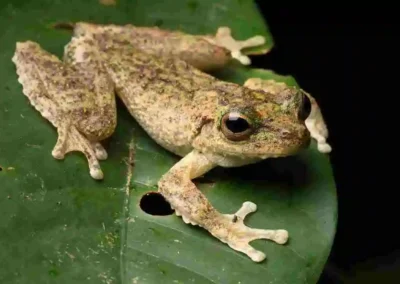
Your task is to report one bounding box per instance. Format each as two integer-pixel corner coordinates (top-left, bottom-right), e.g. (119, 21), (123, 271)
(140, 191), (174, 216)
(280, 129), (291, 138)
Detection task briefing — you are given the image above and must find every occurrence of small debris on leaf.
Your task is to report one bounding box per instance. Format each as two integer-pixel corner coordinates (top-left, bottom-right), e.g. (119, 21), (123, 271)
(99, 0), (116, 6)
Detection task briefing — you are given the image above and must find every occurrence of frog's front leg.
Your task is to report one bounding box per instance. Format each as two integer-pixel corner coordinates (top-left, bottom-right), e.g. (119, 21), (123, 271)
(301, 90), (332, 153)
(158, 150), (288, 262)
(244, 78), (332, 153)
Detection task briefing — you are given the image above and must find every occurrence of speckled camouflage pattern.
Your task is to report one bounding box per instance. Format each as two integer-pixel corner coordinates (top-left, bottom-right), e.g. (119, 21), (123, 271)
(12, 22), (325, 262)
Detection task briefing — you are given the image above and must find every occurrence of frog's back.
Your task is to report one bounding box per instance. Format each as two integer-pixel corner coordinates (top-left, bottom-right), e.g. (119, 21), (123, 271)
(101, 43), (220, 156)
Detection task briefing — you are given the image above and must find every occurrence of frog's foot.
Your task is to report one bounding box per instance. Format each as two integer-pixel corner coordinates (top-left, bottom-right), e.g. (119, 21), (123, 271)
(51, 123), (104, 180)
(173, 201), (287, 262)
(213, 201), (288, 262)
(204, 27), (265, 65)
(159, 150), (287, 262)
(92, 142), (108, 160)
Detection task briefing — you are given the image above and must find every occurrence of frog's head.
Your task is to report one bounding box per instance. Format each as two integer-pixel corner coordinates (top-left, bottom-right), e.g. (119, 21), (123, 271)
(193, 83), (311, 166)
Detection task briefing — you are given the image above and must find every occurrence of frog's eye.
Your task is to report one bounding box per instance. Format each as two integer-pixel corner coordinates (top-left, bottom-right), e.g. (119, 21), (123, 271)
(221, 112), (253, 141)
(298, 93), (312, 121)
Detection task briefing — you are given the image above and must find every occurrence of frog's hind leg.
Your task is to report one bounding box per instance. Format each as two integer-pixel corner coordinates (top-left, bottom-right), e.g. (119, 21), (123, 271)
(12, 40), (105, 180)
(202, 27), (266, 65)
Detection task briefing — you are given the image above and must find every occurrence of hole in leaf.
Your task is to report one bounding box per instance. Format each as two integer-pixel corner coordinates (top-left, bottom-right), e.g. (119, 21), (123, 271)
(140, 191), (174, 216)
(154, 19), (164, 26)
(0, 166), (3, 171)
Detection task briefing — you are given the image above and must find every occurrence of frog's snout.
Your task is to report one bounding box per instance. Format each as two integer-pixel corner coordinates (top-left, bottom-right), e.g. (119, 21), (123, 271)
(274, 122), (311, 154)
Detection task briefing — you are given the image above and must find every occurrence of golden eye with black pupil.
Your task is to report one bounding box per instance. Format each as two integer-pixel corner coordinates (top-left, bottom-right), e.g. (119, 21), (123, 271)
(221, 112), (253, 141)
(298, 93), (311, 121)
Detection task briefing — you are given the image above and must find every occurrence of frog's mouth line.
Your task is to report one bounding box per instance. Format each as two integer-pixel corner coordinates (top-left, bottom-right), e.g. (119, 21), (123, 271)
(204, 129), (311, 160)
(219, 140), (311, 161)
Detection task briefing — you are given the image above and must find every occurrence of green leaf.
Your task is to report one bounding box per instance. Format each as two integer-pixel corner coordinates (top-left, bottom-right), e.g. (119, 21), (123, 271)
(0, 0), (337, 284)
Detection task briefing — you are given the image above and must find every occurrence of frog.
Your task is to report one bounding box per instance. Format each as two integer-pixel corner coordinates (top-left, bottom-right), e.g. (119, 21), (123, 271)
(12, 22), (331, 262)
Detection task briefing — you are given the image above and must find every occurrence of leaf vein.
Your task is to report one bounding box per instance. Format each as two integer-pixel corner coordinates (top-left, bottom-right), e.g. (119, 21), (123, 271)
(120, 138), (136, 284)
(126, 246), (217, 284)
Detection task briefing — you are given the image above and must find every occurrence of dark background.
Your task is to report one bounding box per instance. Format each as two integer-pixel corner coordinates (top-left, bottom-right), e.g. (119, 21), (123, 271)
(253, 4), (398, 283)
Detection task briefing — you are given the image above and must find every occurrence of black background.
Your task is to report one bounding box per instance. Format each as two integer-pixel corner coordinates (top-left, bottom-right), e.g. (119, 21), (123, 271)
(253, 4), (398, 283)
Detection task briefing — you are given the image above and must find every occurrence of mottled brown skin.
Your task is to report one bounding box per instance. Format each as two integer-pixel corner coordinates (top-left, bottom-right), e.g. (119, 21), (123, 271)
(70, 22), (232, 71)
(92, 40), (310, 160)
(12, 22), (330, 262)
(12, 36), (116, 179)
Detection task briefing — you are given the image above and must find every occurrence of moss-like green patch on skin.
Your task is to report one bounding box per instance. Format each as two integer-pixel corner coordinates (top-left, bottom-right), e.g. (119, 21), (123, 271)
(284, 89), (304, 115)
(215, 105), (230, 129)
(252, 130), (274, 141)
(236, 106), (263, 127)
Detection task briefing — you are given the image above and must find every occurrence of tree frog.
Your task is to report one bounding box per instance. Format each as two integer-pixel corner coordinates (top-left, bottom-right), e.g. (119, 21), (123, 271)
(12, 22), (331, 262)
